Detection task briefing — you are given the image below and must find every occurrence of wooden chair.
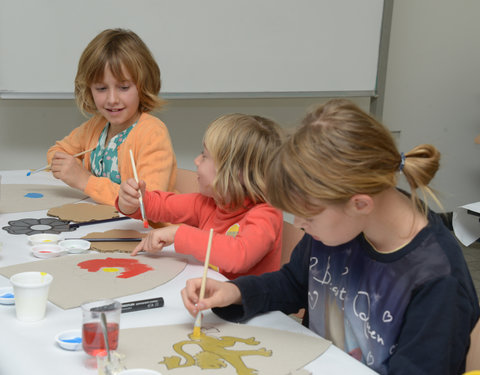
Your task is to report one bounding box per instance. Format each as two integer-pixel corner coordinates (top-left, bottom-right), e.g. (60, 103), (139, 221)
(175, 168), (199, 194)
(466, 318), (480, 371)
(150, 168), (198, 228)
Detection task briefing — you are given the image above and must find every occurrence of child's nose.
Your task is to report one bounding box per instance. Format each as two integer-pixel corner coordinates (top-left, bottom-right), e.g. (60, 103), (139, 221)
(107, 89), (119, 104)
(194, 155), (201, 166)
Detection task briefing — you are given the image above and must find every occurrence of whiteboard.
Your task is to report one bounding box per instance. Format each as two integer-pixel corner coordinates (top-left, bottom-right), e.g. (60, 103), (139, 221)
(0, 0), (384, 98)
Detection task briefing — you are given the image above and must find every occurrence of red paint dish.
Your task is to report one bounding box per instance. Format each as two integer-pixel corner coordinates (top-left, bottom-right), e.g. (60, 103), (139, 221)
(31, 244), (66, 259)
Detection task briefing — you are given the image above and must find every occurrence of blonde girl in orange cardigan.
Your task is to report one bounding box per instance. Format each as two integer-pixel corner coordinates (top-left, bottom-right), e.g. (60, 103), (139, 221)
(47, 28), (176, 206)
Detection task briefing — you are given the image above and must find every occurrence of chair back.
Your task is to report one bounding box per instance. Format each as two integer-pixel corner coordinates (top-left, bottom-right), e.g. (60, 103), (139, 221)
(175, 168), (199, 194)
(466, 318), (480, 371)
(281, 220), (304, 265)
(149, 168), (199, 229)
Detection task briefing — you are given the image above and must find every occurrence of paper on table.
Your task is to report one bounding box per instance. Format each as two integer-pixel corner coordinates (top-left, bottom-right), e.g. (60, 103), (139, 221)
(0, 253), (187, 309)
(118, 322), (331, 375)
(0, 184), (86, 214)
(83, 229), (147, 253)
(452, 202), (480, 246)
(47, 202), (119, 222)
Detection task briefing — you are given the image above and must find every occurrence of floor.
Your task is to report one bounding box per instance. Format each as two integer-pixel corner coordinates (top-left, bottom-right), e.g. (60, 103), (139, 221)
(462, 240), (480, 298)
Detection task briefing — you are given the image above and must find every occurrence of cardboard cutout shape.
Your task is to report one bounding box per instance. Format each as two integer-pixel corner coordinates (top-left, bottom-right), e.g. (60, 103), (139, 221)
(0, 184), (86, 214)
(118, 322), (331, 374)
(0, 253), (187, 309)
(3, 217), (75, 235)
(82, 229), (146, 253)
(47, 202), (119, 222)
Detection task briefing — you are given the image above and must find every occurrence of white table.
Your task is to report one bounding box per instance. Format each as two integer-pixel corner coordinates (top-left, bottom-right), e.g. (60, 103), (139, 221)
(0, 170), (377, 375)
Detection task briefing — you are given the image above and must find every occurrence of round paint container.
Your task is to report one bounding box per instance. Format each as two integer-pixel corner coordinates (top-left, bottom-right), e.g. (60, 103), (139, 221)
(55, 329), (83, 351)
(59, 239), (90, 254)
(31, 244), (65, 258)
(0, 286), (15, 305)
(28, 233), (61, 246)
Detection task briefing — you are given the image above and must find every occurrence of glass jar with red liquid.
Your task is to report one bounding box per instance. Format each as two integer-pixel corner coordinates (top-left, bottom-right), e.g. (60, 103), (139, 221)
(81, 299), (121, 357)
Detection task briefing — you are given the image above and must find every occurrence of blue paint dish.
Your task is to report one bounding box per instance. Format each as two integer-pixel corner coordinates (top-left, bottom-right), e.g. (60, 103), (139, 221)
(24, 192), (44, 198)
(55, 330), (83, 351)
(0, 287), (15, 305)
(62, 337), (82, 344)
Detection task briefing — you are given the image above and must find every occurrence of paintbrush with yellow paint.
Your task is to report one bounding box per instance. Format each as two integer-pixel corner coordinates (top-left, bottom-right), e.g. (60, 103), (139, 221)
(193, 228), (214, 338)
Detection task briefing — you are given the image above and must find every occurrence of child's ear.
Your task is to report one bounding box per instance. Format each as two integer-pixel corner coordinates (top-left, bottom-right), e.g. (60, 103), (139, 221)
(347, 194), (373, 215)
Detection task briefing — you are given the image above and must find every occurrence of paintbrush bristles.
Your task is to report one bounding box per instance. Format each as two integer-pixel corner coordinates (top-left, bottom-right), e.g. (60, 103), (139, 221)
(192, 324), (202, 338)
(192, 228), (214, 337)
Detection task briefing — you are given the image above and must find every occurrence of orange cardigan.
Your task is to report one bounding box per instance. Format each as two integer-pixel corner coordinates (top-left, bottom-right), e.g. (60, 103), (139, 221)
(47, 112), (177, 206)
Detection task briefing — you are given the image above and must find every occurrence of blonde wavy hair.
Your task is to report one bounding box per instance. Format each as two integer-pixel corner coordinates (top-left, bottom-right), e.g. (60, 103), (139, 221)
(75, 28), (165, 116)
(204, 114), (284, 210)
(266, 99), (441, 217)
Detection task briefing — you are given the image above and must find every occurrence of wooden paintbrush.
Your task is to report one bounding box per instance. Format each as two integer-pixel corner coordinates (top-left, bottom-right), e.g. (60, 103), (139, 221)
(192, 228), (214, 338)
(27, 147), (96, 176)
(65, 238), (143, 242)
(129, 149), (148, 229)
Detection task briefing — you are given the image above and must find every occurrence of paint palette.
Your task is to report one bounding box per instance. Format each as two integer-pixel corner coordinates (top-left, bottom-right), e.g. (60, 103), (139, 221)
(28, 233), (61, 246)
(55, 330), (82, 351)
(0, 287), (15, 305)
(58, 239), (90, 254)
(31, 244), (66, 259)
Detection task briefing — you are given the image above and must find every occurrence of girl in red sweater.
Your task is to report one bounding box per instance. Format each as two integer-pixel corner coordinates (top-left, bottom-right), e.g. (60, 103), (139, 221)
(117, 114), (284, 279)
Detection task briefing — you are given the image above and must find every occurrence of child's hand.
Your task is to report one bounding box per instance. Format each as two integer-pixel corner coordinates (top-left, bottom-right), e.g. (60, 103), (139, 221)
(118, 178), (146, 215)
(181, 278), (242, 317)
(50, 151), (91, 190)
(131, 225), (179, 256)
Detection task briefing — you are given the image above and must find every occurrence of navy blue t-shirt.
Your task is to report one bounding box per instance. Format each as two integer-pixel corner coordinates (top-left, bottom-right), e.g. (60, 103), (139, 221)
(309, 222), (457, 372)
(215, 211), (480, 374)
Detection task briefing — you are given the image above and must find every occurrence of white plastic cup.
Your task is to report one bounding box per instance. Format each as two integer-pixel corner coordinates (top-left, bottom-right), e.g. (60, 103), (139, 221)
(10, 271), (53, 322)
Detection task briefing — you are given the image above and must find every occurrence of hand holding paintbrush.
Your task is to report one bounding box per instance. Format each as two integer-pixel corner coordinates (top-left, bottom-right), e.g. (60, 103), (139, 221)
(27, 147), (96, 176)
(192, 228), (214, 338)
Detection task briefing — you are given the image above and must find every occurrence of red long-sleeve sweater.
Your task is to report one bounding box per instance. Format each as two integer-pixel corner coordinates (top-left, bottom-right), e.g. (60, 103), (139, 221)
(119, 191), (283, 279)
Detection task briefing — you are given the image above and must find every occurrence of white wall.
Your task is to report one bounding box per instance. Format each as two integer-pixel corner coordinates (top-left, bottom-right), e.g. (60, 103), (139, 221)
(1, 0), (479, 212)
(0, 97), (370, 171)
(382, 0), (480, 211)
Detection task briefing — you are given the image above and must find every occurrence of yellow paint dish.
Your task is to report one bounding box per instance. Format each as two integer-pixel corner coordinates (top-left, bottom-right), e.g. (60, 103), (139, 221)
(28, 233), (61, 246)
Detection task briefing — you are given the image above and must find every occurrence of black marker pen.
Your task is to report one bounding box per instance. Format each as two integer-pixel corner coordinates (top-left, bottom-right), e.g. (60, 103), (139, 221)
(121, 297), (164, 313)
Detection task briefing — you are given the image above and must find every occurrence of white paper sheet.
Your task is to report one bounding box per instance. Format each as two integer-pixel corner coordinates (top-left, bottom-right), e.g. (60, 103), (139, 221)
(453, 202), (480, 246)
